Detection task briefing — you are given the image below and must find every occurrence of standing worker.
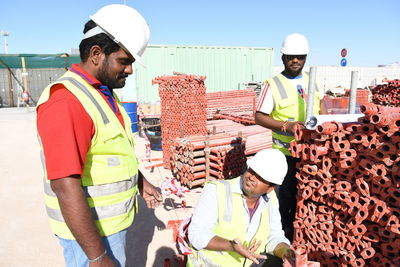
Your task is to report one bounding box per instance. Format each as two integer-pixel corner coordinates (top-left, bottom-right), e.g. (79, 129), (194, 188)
(187, 149), (295, 267)
(36, 4), (162, 266)
(255, 33), (326, 241)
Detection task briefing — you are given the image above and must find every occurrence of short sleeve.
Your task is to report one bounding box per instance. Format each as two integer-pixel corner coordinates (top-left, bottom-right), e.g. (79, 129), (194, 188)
(37, 85), (94, 180)
(256, 82), (274, 114)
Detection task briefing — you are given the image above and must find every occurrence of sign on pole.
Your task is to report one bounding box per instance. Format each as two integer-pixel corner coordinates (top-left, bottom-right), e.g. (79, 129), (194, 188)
(341, 48), (347, 58)
(340, 48), (347, 67)
(341, 58), (347, 67)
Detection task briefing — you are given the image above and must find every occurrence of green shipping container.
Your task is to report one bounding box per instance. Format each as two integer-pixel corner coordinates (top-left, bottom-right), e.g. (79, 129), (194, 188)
(134, 44), (274, 103)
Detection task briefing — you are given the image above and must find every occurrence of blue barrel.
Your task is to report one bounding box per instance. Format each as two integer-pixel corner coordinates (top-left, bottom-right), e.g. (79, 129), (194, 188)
(145, 126), (162, 151)
(121, 102), (138, 133)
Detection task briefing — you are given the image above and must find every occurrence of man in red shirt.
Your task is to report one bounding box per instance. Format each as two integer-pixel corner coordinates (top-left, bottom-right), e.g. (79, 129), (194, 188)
(36, 5), (161, 266)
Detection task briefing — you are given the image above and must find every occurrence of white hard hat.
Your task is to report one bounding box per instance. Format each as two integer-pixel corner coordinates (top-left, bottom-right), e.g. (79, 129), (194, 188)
(84, 4), (150, 66)
(281, 33), (309, 55)
(246, 149), (288, 185)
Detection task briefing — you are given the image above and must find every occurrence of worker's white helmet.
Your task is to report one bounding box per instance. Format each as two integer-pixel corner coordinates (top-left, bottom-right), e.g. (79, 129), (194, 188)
(281, 33), (309, 55)
(84, 4), (150, 66)
(246, 149), (288, 185)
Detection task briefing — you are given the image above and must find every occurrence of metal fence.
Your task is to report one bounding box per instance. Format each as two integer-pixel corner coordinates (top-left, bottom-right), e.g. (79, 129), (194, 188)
(0, 68), (66, 107)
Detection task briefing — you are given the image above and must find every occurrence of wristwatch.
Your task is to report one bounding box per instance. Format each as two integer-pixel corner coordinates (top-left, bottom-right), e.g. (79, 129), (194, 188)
(230, 239), (239, 249)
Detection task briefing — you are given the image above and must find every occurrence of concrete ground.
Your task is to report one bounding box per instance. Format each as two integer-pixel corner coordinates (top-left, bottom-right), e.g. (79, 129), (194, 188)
(0, 107), (200, 267)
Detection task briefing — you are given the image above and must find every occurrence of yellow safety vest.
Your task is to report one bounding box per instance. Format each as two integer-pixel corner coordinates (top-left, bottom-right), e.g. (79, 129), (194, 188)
(187, 178), (276, 267)
(268, 72), (320, 155)
(36, 70), (139, 239)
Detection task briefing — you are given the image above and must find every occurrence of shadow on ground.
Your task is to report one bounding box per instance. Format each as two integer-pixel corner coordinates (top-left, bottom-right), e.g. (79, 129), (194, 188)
(125, 196), (167, 266)
(163, 197), (193, 211)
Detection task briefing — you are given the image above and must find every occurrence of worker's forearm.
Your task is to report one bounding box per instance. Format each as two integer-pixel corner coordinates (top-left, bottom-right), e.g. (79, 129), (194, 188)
(51, 177), (105, 259)
(205, 235), (234, 252)
(255, 112), (286, 132)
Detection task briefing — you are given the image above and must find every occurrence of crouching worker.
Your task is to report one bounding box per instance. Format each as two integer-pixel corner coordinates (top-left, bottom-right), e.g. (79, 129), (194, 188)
(187, 149), (295, 267)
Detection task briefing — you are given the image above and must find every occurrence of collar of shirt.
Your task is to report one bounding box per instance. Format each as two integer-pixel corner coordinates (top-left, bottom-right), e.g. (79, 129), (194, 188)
(69, 64), (118, 113)
(233, 176), (270, 204)
(281, 72), (303, 80)
(70, 64), (102, 87)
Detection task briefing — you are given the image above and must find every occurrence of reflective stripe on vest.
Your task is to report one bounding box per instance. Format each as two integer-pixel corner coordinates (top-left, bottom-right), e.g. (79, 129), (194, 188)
(46, 192), (136, 222)
(43, 175), (138, 198)
(220, 180), (233, 222)
(57, 77), (110, 124)
(272, 76), (288, 99)
(273, 74), (320, 100)
(273, 137), (291, 149)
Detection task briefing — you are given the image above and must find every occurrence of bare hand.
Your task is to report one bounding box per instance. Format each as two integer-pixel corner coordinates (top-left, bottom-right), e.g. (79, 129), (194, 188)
(288, 121), (305, 134)
(140, 176), (163, 209)
(282, 247), (296, 265)
(231, 238), (267, 264)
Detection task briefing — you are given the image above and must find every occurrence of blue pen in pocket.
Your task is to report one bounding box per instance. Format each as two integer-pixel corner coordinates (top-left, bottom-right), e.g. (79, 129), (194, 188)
(297, 84), (304, 99)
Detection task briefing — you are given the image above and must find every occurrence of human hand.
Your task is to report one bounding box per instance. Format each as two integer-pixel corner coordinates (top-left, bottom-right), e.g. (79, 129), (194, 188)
(282, 247), (296, 265)
(287, 121), (304, 134)
(230, 238), (267, 264)
(141, 177), (163, 209)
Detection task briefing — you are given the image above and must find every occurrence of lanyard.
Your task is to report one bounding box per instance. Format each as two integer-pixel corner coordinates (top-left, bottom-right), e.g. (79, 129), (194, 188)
(98, 85), (117, 113)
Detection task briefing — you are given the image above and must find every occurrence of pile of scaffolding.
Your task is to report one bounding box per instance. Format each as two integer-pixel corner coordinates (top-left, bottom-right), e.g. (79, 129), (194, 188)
(153, 74), (208, 168)
(170, 133), (246, 188)
(169, 120), (273, 188)
(291, 103), (400, 266)
(371, 79), (400, 107)
(206, 89), (257, 121)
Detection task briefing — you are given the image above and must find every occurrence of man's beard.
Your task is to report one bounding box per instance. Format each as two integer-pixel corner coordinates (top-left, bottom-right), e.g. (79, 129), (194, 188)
(98, 58), (128, 89)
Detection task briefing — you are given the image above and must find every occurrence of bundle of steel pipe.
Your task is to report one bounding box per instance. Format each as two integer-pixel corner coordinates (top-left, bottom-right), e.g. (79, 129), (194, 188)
(207, 89), (256, 99)
(206, 121), (272, 156)
(170, 134), (246, 188)
(206, 89), (257, 119)
(208, 142), (247, 181)
(153, 74), (208, 168)
(290, 103), (400, 266)
(243, 131), (272, 156)
(371, 79), (400, 107)
(207, 119), (244, 134)
(213, 110), (255, 125)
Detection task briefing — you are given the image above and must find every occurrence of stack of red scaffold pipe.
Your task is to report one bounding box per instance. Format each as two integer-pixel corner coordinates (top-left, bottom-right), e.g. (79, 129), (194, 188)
(170, 133), (246, 188)
(371, 79), (400, 107)
(206, 89), (257, 120)
(153, 73), (208, 168)
(170, 120), (273, 188)
(290, 102), (400, 266)
(207, 120), (273, 157)
(213, 110), (255, 125)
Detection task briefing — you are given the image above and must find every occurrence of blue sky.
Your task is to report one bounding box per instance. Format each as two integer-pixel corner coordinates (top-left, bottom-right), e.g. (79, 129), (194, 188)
(1, 0), (399, 67)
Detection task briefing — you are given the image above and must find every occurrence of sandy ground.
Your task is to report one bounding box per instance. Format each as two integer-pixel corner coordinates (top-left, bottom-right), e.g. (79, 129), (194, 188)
(0, 107), (200, 267)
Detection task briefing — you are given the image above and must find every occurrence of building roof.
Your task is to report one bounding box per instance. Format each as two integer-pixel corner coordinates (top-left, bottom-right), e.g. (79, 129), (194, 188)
(0, 54), (80, 69)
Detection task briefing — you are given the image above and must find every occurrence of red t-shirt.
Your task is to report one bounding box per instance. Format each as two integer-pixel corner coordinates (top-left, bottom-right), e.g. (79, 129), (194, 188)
(37, 64), (125, 180)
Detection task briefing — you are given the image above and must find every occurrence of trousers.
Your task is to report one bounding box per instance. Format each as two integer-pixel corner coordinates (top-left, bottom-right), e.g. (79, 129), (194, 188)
(277, 156), (300, 241)
(57, 229), (127, 267)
